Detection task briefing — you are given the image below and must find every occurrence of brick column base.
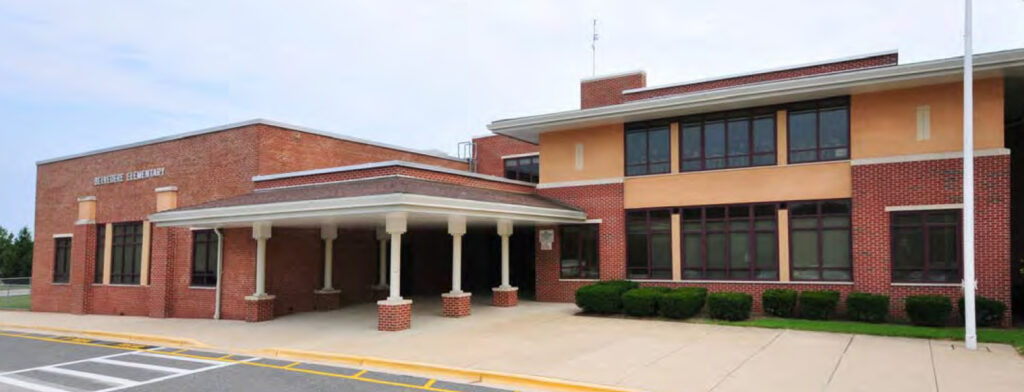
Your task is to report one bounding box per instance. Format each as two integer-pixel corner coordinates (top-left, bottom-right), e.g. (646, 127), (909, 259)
(441, 292), (472, 317)
(244, 295), (276, 322)
(313, 289), (341, 311)
(377, 299), (412, 331)
(492, 287), (518, 307)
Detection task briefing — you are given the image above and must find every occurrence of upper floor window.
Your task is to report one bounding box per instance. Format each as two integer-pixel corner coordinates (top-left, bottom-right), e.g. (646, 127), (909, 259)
(788, 97), (850, 163)
(789, 200), (852, 281)
(560, 224), (599, 279)
(625, 122), (670, 176)
(191, 230), (219, 287)
(53, 237), (71, 283)
(682, 204), (778, 280)
(891, 209), (961, 283)
(504, 155), (539, 183)
(626, 209), (672, 279)
(681, 110), (776, 172)
(110, 222), (143, 285)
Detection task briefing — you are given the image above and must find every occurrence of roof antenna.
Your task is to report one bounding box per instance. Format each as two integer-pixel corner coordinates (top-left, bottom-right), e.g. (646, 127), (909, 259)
(591, 19), (599, 76)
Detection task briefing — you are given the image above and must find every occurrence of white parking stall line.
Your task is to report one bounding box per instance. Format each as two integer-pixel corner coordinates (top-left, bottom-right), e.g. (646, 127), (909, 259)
(132, 352), (227, 366)
(0, 375), (70, 392)
(38, 367), (136, 386)
(90, 358), (189, 374)
(0, 350), (140, 376)
(94, 356), (260, 392)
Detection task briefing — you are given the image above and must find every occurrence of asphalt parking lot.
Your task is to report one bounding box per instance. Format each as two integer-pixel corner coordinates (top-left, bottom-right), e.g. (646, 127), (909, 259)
(0, 331), (515, 392)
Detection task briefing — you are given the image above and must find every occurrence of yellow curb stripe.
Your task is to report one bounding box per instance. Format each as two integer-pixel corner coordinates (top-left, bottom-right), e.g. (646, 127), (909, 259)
(218, 354), (233, 360)
(0, 322), (206, 348)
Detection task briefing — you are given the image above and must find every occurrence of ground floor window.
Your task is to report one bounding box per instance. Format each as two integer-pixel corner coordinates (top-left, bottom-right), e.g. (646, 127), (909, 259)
(682, 204), (778, 280)
(191, 230), (219, 287)
(94, 224), (105, 283)
(560, 224), (599, 279)
(891, 209), (961, 283)
(110, 222), (143, 285)
(53, 237), (71, 283)
(626, 210), (672, 279)
(789, 199), (852, 281)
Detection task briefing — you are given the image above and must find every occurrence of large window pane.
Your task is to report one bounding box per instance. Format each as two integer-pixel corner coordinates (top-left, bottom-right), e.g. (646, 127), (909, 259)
(626, 131), (647, 165)
(560, 225), (599, 279)
(788, 110), (817, 150)
(625, 210), (671, 279)
(788, 98), (850, 163)
(789, 200), (852, 281)
(891, 210), (961, 283)
(649, 128), (671, 166)
(651, 233), (672, 271)
(111, 222), (143, 285)
(707, 233), (726, 269)
(819, 107), (849, 148)
(682, 125), (702, 159)
(822, 230), (850, 268)
(752, 117), (775, 153)
(791, 231), (819, 268)
(892, 227), (924, 269)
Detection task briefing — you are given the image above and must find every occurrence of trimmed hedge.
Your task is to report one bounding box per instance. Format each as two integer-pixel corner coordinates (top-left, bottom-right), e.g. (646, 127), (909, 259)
(659, 287), (708, 319)
(708, 292), (753, 321)
(958, 296), (1007, 327)
(798, 290), (840, 320)
(762, 289), (797, 318)
(905, 295), (952, 326)
(846, 292), (889, 323)
(622, 287), (671, 317)
(575, 280), (638, 314)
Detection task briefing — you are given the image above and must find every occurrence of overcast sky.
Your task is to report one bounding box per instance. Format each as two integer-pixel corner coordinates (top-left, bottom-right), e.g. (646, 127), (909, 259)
(1, 0), (1023, 232)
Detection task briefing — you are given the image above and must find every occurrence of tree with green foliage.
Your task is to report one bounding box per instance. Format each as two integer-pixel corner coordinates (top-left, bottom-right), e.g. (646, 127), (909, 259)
(0, 227), (33, 278)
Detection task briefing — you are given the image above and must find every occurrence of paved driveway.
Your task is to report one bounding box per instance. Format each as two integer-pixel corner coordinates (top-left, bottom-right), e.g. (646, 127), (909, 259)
(3, 298), (1023, 392)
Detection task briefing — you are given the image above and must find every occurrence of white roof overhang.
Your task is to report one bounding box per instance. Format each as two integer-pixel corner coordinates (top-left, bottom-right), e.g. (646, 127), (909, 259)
(488, 49), (1024, 143)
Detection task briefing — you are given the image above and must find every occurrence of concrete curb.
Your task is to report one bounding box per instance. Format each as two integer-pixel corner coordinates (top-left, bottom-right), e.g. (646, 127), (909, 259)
(261, 347), (641, 392)
(0, 322), (208, 348)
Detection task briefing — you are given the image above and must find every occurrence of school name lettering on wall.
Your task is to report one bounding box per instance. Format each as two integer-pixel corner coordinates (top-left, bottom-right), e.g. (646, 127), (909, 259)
(94, 167), (165, 186)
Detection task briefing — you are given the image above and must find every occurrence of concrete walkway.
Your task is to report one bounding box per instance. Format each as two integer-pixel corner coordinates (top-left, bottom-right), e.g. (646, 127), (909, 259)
(2, 298), (1022, 392)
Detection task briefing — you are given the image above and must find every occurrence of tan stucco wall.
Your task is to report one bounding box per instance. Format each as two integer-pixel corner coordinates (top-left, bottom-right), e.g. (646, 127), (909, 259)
(539, 124), (623, 183)
(623, 161), (851, 208)
(851, 77), (1004, 159)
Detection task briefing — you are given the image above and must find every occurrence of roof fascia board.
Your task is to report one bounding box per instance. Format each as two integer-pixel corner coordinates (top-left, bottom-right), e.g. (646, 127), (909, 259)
(37, 119), (465, 165)
(251, 160), (536, 187)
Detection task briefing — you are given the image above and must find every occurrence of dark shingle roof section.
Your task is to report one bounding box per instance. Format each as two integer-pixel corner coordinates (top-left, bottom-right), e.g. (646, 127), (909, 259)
(172, 176), (581, 212)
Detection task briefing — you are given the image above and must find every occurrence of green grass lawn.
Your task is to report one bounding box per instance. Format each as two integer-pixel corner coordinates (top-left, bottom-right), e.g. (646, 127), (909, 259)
(0, 295), (30, 310)
(704, 317), (1024, 354)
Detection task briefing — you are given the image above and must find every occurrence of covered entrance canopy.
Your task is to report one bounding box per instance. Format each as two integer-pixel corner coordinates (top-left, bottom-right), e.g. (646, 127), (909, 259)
(149, 175), (586, 329)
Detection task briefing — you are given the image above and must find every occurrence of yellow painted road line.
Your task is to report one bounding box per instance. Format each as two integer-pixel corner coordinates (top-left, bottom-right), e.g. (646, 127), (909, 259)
(172, 348), (187, 353)
(284, 361), (300, 369)
(424, 379), (436, 387)
(218, 354), (233, 360)
(0, 332), (467, 392)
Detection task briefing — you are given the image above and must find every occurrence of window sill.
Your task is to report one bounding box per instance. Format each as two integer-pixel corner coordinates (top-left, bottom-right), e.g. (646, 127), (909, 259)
(559, 279), (601, 282)
(91, 283), (145, 288)
(188, 286), (216, 290)
(891, 282), (960, 287)
(50, 282), (69, 286)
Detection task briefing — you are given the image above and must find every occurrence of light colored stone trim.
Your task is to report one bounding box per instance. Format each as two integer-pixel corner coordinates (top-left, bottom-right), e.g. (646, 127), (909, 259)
(52, 233), (73, 238)
(890, 282), (961, 288)
(251, 160), (532, 187)
(377, 299), (413, 306)
(501, 152), (539, 160)
(536, 177), (623, 189)
(850, 148), (1009, 166)
(885, 204), (963, 212)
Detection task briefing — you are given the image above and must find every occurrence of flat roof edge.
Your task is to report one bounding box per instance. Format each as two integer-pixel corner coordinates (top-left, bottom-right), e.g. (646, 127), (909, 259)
(36, 118), (466, 166)
(251, 160), (537, 187)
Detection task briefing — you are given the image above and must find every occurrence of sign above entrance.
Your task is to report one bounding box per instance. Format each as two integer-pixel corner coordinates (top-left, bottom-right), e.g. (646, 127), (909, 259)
(94, 167), (165, 186)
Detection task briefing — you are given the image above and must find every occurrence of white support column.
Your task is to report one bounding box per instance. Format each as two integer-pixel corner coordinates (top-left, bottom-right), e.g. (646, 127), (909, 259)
(385, 213), (407, 301)
(497, 219), (514, 290)
(375, 227), (389, 289)
(251, 223), (272, 297)
(320, 225), (337, 291)
(448, 216), (466, 294)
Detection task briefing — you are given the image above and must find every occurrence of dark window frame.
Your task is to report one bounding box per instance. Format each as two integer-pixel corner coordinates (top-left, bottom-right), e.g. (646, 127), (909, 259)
(191, 229), (219, 287)
(503, 154), (540, 183)
(624, 121), (672, 176)
(559, 224), (600, 279)
(788, 199), (853, 282)
(786, 97), (851, 164)
(625, 209), (673, 279)
(681, 203), (779, 281)
(94, 224), (105, 284)
(53, 237), (72, 284)
(679, 108), (777, 172)
(110, 222), (143, 285)
(890, 209), (962, 283)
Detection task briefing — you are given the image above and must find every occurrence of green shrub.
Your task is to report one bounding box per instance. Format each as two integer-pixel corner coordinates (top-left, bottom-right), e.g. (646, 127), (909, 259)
(798, 290), (840, 320)
(659, 287), (707, 319)
(575, 280), (638, 314)
(846, 292), (889, 323)
(621, 287), (670, 317)
(707, 292), (753, 321)
(958, 296), (1008, 327)
(905, 295), (952, 326)
(762, 289), (798, 318)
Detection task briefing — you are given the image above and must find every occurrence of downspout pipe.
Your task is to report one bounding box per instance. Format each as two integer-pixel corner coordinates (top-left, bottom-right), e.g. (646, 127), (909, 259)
(213, 227), (224, 320)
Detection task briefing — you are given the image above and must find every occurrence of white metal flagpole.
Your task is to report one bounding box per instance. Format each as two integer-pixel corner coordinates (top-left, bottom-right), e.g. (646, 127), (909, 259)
(962, 0), (978, 351)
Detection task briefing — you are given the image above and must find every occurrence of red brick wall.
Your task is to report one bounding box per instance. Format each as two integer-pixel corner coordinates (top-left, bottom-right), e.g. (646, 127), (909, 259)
(472, 135), (538, 178)
(852, 155), (1011, 321)
(536, 183), (625, 302)
(254, 164), (533, 194)
(256, 124), (468, 176)
(623, 53), (898, 102)
(581, 72), (646, 109)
